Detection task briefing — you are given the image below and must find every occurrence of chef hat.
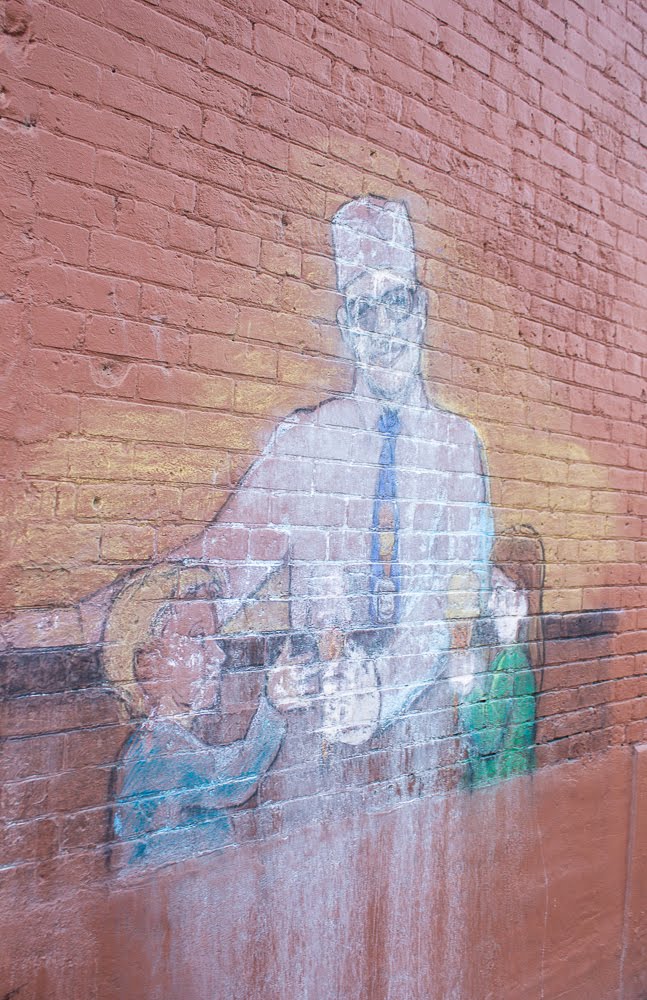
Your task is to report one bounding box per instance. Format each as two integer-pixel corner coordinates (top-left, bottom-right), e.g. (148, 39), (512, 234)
(331, 196), (417, 292)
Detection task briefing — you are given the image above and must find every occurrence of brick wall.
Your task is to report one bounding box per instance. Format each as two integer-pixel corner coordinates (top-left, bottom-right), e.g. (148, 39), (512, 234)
(1, 0), (647, 997)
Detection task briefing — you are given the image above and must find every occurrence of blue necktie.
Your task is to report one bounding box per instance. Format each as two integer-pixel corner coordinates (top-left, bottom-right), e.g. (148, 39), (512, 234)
(370, 408), (401, 626)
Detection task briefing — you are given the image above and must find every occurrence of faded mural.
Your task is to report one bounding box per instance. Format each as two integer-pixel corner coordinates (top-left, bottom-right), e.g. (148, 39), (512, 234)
(459, 526), (544, 788)
(95, 197), (544, 871)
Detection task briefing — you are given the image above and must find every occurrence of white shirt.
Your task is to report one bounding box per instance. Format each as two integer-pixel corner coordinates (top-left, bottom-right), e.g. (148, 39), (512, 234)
(199, 380), (493, 739)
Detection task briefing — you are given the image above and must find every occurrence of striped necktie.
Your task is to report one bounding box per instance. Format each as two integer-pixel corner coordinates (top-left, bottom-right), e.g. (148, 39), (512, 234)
(370, 408), (401, 626)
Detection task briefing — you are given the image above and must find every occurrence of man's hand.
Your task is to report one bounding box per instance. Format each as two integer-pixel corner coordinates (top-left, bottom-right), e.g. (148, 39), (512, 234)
(320, 630), (381, 746)
(266, 639), (319, 711)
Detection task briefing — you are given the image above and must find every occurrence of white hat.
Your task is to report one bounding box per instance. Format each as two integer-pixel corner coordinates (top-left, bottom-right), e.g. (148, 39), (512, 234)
(331, 196), (417, 292)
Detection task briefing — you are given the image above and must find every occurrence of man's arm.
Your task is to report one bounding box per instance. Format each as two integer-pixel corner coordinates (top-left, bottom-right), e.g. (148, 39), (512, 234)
(101, 441), (295, 700)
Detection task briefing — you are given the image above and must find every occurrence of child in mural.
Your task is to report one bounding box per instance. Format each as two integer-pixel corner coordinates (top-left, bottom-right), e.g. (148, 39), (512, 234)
(458, 526), (545, 787)
(106, 566), (285, 870)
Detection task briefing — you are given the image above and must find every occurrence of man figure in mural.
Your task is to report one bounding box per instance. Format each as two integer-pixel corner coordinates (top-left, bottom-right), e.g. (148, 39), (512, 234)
(106, 196), (495, 867)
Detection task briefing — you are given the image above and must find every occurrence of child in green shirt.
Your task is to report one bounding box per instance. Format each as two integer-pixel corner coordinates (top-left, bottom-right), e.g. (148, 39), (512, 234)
(460, 526), (545, 788)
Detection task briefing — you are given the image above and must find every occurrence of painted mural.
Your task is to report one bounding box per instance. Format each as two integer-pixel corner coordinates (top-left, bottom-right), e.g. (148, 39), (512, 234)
(459, 526), (545, 787)
(96, 197), (544, 871)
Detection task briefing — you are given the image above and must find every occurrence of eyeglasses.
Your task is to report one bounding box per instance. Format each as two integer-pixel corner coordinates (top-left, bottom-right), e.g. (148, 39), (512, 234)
(345, 285), (416, 332)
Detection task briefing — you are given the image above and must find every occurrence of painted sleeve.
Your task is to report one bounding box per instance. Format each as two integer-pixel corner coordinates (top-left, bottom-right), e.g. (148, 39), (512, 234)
(114, 698), (285, 843)
(200, 416), (315, 628)
(200, 453), (290, 628)
(184, 696), (286, 811)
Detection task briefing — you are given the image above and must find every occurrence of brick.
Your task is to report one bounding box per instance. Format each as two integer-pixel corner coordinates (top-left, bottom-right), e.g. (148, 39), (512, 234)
(153, 52), (250, 119)
(260, 241), (302, 278)
(149, 133), (240, 192)
(288, 145), (363, 195)
(540, 87), (584, 131)
(290, 76), (365, 134)
(39, 93), (152, 159)
(160, 0), (254, 44)
(278, 351), (352, 392)
(76, 482), (181, 520)
(540, 138), (583, 179)
(95, 151), (196, 213)
(102, 0), (206, 62)
(37, 132), (95, 184)
(28, 305), (84, 350)
(423, 44), (455, 84)
(280, 278), (337, 319)
(203, 111), (289, 171)
(34, 178), (114, 229)
(63, 439), (132, 480)
(0, 0), (646, 936)
(0, 818), (59, 865)
(359, 10), (425, 67)
(193, 260), (281, 306)
(101, 71), (202, 138)
(237, 306), (330, 353)
(133, 443), (230, 486)
(29, 263), (140, 317)
(180, 485), (229, 521)
(392, 0), (440, 39)
(254, 24), (332, 85)
(24, 44), (101, 102)
(101, 524), (155, 562)
(90, 231), (194, 289)
(560, 177), (600, 214)
(185, 411), (272, 452)
(33, 218), (89, 267)
(6, 563), (118, 608)
(80, 401), (185, 454)
(248, 95), (329, 154)
(328, 129), (399, 180)
(168, 215), (214, 254)
(370, 46), (435, 102)
(313, 19), (370, 70)
(40, 3), (156, 77)
(189, 334), (277, 378)
(196, 188), (283, 240)
(216, 228), (262, 267)
(31, 349), (138, 400)
(0, 735), (65, 784)
(438, 25), (491, 75)
(137, 364), (233, 410)
(11, 524), (101, 567)
(140, 285), (199, 328)
(185, 297), (239, 335)
(234, 381), (321, 418)
(242, 164), (328, 218)
(84, 315), (187, 366)
(114, 198), (169, 244)
(205, 37), (290, 100)
(302, 250), (335, 288)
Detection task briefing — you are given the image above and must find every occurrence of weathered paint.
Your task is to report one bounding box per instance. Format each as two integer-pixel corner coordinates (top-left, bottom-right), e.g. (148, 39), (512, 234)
(99, 196), (510, 871)
(1, 0), (646, 995)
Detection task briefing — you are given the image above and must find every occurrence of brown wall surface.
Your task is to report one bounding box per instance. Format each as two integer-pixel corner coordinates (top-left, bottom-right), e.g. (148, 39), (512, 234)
(0, 747), (643, 998)
(1, 0), (646, 996)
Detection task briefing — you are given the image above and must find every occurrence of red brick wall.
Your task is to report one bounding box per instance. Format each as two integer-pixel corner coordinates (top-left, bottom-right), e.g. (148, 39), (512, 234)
(1, 0), (647, 996)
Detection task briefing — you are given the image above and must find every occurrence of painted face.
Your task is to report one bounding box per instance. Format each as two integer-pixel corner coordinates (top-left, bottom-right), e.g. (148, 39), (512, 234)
(338, 270), (426, 401)
(136, 601), (224, 719)
(487, 567), (528, 646)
